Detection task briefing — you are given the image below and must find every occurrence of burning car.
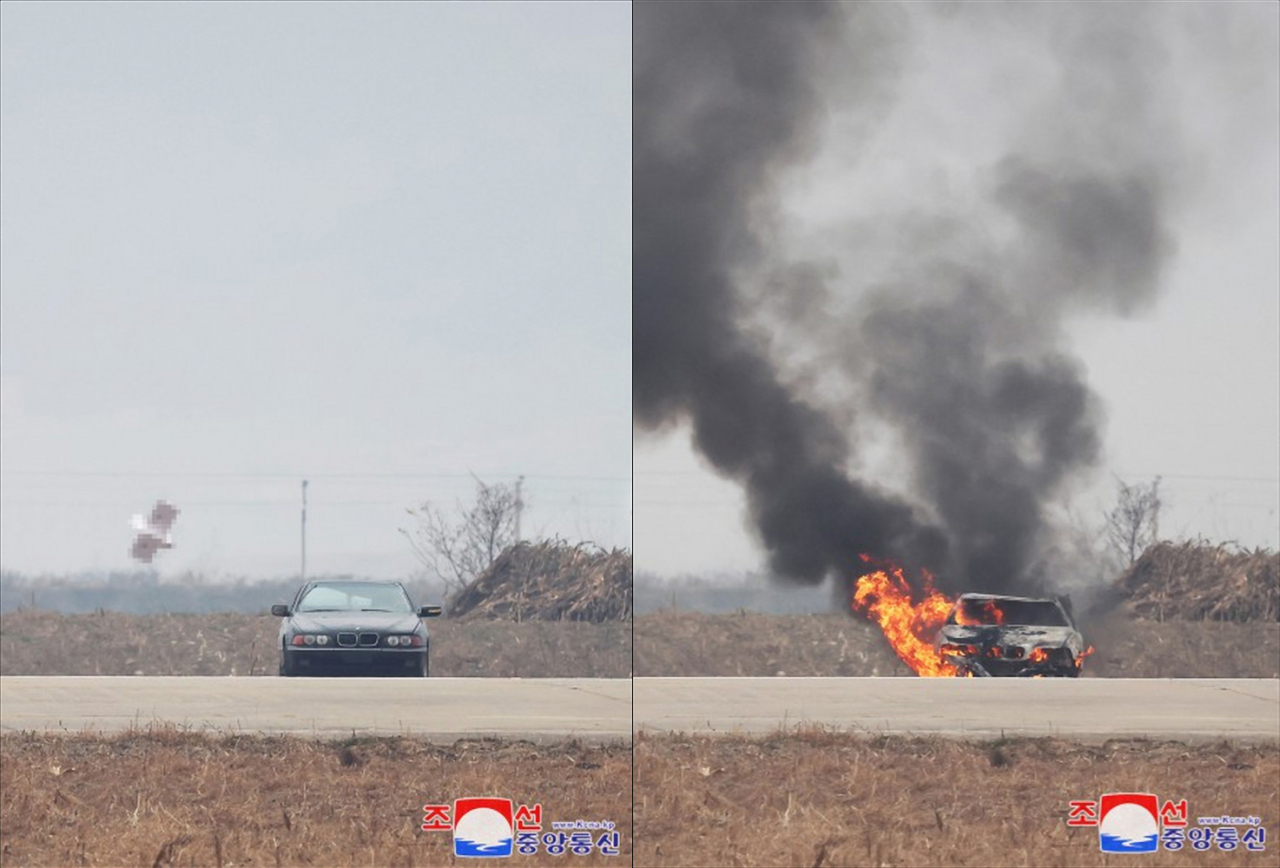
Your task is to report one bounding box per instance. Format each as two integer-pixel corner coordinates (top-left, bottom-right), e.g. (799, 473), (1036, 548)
(935, 593), (1087, 677)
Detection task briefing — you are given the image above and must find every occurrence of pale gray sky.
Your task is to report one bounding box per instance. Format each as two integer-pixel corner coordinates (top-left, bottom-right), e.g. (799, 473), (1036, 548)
(635, 3), (1279, 577)
(5, 3), (1276, 584)
(1, 1), (631, 577)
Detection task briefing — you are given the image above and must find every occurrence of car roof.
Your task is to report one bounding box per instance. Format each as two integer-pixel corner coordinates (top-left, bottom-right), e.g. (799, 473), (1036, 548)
(302, 579), (406, 588)
(295, 579), (409, 597)
(955, 593), (1061, 605)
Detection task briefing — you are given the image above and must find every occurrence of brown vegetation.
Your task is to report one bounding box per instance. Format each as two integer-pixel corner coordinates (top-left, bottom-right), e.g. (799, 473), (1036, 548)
(1118, 541), (1279, 623)
(0, 727), (631, 868)
(634, 730), (1280, 868)
(5, 606), (1276, 679)
(635, 610), (1280, 678)
(450, 541), (633, 623)
(0, 611), (631, 678)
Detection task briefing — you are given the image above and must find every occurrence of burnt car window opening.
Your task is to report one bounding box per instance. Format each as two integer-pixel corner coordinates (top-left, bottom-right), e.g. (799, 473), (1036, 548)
(950, 598), (1069, 627)
(297, 582), (413, 614)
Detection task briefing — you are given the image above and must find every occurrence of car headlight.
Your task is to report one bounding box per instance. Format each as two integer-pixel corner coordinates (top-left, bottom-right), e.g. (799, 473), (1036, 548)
(386, 636), (400, 646)
(315, 635), (329, 646)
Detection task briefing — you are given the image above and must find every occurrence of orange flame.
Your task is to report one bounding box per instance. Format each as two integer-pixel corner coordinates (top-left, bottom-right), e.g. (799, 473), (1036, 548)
(1076, 645), (1096, 670)
(1028, 647), (1051, 664)
(955, 598), (1005, 626)
(852, 558), (957, 677)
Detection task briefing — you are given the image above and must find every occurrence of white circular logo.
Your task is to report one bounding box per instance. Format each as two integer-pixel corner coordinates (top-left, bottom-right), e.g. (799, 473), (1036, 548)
(454, 807), (512, 851)
(1099, 803), (1158, 846)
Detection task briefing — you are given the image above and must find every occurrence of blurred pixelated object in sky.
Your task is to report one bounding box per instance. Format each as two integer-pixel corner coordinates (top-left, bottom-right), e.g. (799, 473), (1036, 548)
(130, 500), (179, 563)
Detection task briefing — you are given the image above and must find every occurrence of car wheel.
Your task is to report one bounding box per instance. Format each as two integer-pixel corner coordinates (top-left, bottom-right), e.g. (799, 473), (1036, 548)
(418, 654), (430, 678)
(280, 647), (298, 677)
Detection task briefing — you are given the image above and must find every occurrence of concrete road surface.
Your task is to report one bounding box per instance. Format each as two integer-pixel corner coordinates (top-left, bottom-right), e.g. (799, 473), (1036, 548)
(6, 677), (1276, 744)
(0, 676), (631, 743)
(634, 677), (1280, 743)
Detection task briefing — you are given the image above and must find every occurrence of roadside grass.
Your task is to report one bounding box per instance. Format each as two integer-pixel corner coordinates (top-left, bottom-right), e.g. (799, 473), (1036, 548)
(4, 609), (1273, 680)
(0, 611), (631, 678)
(634, 729), (1280, 868)
(0, 726), (631, 867)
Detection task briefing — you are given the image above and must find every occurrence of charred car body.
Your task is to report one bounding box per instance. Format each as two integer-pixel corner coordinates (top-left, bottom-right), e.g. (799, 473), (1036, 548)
(272, 580), (442, 677)
(936, 593), (1086, 677)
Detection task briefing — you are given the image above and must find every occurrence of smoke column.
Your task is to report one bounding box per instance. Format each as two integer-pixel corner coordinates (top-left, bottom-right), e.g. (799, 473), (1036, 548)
(634, 2), (1180, 597)
(634, 2), (948, 585)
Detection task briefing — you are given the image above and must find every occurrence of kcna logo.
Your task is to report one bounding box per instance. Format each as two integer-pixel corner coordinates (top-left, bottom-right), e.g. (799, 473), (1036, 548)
(451, 798), (515, 858)
(1097, 794), (1161, 854)
(1069, 792), (1185, 854)
(1069, 792), (1268, 854)
(423, 797), (543, 858)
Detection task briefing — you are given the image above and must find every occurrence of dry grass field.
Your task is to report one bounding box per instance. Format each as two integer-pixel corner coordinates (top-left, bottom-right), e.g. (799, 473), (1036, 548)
(635, 610), (1280, 678)
(5, 606), (1277, 867)
(0, 611), (631, 678)
(4, 607), (1276, 680)
(632, 608), (1280, 866)
(634, 730), (1280, 868)
(0, 727), (632, 868)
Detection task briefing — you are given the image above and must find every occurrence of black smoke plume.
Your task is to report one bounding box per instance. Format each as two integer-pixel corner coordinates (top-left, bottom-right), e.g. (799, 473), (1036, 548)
(634, 2), (948, 585)
(634, 2), (1178, 598)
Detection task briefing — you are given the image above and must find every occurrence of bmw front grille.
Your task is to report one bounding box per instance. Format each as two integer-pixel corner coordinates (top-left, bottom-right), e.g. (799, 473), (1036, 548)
(332, 632), (380, 648)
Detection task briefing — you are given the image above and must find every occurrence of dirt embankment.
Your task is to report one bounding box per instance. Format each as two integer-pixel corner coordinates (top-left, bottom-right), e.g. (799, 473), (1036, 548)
(634, 731), (1280, 868)
(635, 610), (1280, 678)
(450, 541), (632, 623)
(1118, 541), (1278, 623)
(0, 610), (631, 678)
(0, 729), (631, 868)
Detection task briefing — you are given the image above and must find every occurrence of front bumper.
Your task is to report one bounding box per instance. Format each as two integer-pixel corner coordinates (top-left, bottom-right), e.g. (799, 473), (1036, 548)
(283, 646), (427, 675)
(942, 646), (1080, 677)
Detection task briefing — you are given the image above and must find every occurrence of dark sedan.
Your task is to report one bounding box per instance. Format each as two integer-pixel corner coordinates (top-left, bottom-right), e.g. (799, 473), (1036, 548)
(272, 580), (442, 677)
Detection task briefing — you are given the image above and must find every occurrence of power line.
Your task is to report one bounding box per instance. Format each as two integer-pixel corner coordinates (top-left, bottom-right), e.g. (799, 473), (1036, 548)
(0, 470), (629, 482)
(635, 469), (1280, 485)
(2, 499), (632, 509)
(1113, 471), (1279, 484)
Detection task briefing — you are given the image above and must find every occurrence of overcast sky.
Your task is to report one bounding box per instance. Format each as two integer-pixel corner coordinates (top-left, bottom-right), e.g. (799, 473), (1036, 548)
(1, 1), (631, 578)
(635, 2), (1279, 577)
(4, 3), (1277, 585)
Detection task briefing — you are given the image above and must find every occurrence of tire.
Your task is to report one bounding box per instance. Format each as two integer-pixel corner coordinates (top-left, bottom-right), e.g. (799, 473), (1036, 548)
(407, 652), (429, 678)
(280, 646), (299, 677)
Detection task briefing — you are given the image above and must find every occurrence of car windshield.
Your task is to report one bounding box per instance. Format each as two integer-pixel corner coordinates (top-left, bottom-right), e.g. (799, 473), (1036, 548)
(297, 582), (412, 613)
(949, 598), (1069, 627)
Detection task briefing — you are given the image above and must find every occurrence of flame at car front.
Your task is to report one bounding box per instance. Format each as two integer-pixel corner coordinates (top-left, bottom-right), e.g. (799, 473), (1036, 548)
(851, 556), (958, 677)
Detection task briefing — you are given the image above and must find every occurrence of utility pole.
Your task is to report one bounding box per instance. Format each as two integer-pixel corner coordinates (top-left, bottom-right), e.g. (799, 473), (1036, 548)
(301, 479), (308, 581)
(514, 475), (524, 543)
(515, 474), (526, 624)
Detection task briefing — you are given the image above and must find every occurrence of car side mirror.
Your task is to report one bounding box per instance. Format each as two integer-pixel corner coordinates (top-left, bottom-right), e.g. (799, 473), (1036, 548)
(418, 605), (443, 618)
(271, 604), (290, 617)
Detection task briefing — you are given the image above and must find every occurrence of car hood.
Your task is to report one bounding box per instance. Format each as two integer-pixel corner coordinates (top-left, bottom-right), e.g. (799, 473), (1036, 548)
(939, 624), (1077, 649)
(289, 611), (423, 633)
